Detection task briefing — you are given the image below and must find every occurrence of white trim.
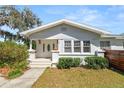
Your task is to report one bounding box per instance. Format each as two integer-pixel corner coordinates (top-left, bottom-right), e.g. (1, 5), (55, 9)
(29, 39), (33, 51)
(64, 40), (72, 53)
(101, 35), (124, 39)
(59, 53), (94, 56)
(20, 19), (111, 36)
(73, 40), (81, 53)
(71, 40), (74, 53)
(83, 40), (91, 53)
(81, 41), (83, 53)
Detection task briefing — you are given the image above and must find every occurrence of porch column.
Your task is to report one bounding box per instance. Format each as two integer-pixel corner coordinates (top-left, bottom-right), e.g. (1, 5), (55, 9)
(28, 39), (36, 60)
(29, 39), (32, 50)
(81, 41), (83, 53)
(57, 39), (63, 52)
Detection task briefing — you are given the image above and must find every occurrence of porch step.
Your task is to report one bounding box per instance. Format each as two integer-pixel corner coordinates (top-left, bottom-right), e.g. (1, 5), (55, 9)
(28, 58), (52, 68)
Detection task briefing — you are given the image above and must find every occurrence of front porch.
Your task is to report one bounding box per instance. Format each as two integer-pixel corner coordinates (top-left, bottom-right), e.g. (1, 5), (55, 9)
(28, 39), (60, 68)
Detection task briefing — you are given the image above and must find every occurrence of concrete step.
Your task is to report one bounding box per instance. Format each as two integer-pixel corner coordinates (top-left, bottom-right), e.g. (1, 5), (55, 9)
(28, 58), (52, 68)
(30, 61), (51, 64)
(29, 64), (51, 68)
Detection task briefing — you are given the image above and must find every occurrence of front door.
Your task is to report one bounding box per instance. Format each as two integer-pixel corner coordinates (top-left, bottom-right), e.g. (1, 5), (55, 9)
(40, 40), (57, 58)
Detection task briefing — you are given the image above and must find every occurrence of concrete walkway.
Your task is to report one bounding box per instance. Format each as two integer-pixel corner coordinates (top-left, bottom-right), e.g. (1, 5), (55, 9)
(0, 68), (45, 88)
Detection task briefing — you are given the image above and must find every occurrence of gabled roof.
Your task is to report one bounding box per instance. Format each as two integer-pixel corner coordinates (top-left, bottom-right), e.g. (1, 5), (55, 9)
(20, 19), (112, 37)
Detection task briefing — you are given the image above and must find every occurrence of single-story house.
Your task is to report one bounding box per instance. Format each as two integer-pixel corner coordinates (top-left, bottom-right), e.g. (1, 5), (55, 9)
(20, 19), (124, 68)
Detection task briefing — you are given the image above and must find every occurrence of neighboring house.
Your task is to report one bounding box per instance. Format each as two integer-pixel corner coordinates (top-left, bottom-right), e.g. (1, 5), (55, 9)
(20, 19), (124, 67)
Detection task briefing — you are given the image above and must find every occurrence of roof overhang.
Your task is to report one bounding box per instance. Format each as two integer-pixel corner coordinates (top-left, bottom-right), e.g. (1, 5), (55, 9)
(101, 35), (124, 39)
(20, 19), (112, 37)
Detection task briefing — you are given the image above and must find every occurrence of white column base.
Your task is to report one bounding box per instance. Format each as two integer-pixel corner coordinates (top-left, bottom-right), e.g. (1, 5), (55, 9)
(28, 49), (36, 60)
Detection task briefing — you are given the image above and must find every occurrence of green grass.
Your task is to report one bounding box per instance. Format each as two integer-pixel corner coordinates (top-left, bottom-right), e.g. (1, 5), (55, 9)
(32, 67), (124, 88)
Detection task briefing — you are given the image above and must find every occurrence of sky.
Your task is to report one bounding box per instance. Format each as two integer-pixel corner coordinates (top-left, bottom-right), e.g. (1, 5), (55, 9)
(2, 5), (124, 34)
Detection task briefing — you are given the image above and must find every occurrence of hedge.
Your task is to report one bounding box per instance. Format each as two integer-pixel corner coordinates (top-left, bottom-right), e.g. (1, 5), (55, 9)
(57, 57), (81, 69)
(84, 56), (109, 69)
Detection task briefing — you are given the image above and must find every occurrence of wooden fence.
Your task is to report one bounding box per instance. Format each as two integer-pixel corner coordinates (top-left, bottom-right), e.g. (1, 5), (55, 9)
(105, 50), (124, 71)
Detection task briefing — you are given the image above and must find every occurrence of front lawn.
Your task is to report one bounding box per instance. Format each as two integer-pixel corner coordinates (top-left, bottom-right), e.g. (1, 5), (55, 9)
(32, 67), (124, 88)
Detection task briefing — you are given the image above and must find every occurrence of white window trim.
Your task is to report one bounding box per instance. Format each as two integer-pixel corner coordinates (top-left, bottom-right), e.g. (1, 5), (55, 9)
(83, 40), (91, 53)
(100, 41), (111, 49)
(64, 40), (72, 53)
(74, 40), (81, 53)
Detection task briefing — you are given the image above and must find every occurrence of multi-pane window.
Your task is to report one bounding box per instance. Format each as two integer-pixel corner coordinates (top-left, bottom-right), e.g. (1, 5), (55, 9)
(74, 41), (81, 52)
(83, 41), (90, 52)
(100, 41), (110, 49)
(64, 41), (71, 52)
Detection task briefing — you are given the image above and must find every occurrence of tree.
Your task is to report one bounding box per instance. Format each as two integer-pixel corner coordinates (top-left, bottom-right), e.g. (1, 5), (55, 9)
(0, 5), (42, 42)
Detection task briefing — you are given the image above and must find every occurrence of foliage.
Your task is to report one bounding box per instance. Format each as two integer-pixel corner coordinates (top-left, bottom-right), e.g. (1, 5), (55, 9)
(12, 61), (29, 70)
(0, 41), (28, 65)
(24, 39), (36, 49)
(0, 6), (42, 31)
(8, 68), (23, 79)
(0, 61), (9, 68)
(72, 58), (81, 67)
(0, 41), (29, 79)
(57, 57), (73, 69)
(84, 56), (109, 69)
(57, 57), (81, 69)
(0, 5), (42, 41)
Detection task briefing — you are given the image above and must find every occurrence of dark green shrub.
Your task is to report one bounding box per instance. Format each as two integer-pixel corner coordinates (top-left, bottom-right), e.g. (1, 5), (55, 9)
(57, 57), (81, 69)
(57, 57), (73, 69)
(0, 41), (28, 66)
(84, 56), (109, 69)
(72, 58), (81, 67)
(8, 69), (23, 79)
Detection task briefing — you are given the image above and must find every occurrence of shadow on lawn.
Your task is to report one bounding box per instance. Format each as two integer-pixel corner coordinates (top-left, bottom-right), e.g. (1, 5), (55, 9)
(81, 65), (124, 76)
(109, 67), (124, 76)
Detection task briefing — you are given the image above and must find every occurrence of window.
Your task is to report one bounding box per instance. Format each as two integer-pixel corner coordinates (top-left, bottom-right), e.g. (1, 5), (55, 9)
(53, 44), (55, 50)
(83, 41), (90, 52)
(123, 42), (124, 49)
(43, 44), (45, 52)
(74, 41), (81, 52)
(47, 44), (50, 52)
(64, 41), (71, 52)
(100, 41), (110, 49)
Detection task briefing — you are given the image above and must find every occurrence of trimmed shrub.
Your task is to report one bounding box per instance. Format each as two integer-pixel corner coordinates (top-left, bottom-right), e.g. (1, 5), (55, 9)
(57, 57), (73, 69)
(8, 69), (23, 79)
(84, 56), (109, 69)
(57, 57), (81, 69)
(72, 58), (81, 67)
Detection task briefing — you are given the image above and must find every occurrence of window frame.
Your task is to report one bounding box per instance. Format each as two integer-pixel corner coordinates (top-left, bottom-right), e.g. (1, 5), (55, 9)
(74, 40), (81, 52)
(100, 41), (111, 49)
(64, 40), (72, 53)
(83, 40), (91, 53)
